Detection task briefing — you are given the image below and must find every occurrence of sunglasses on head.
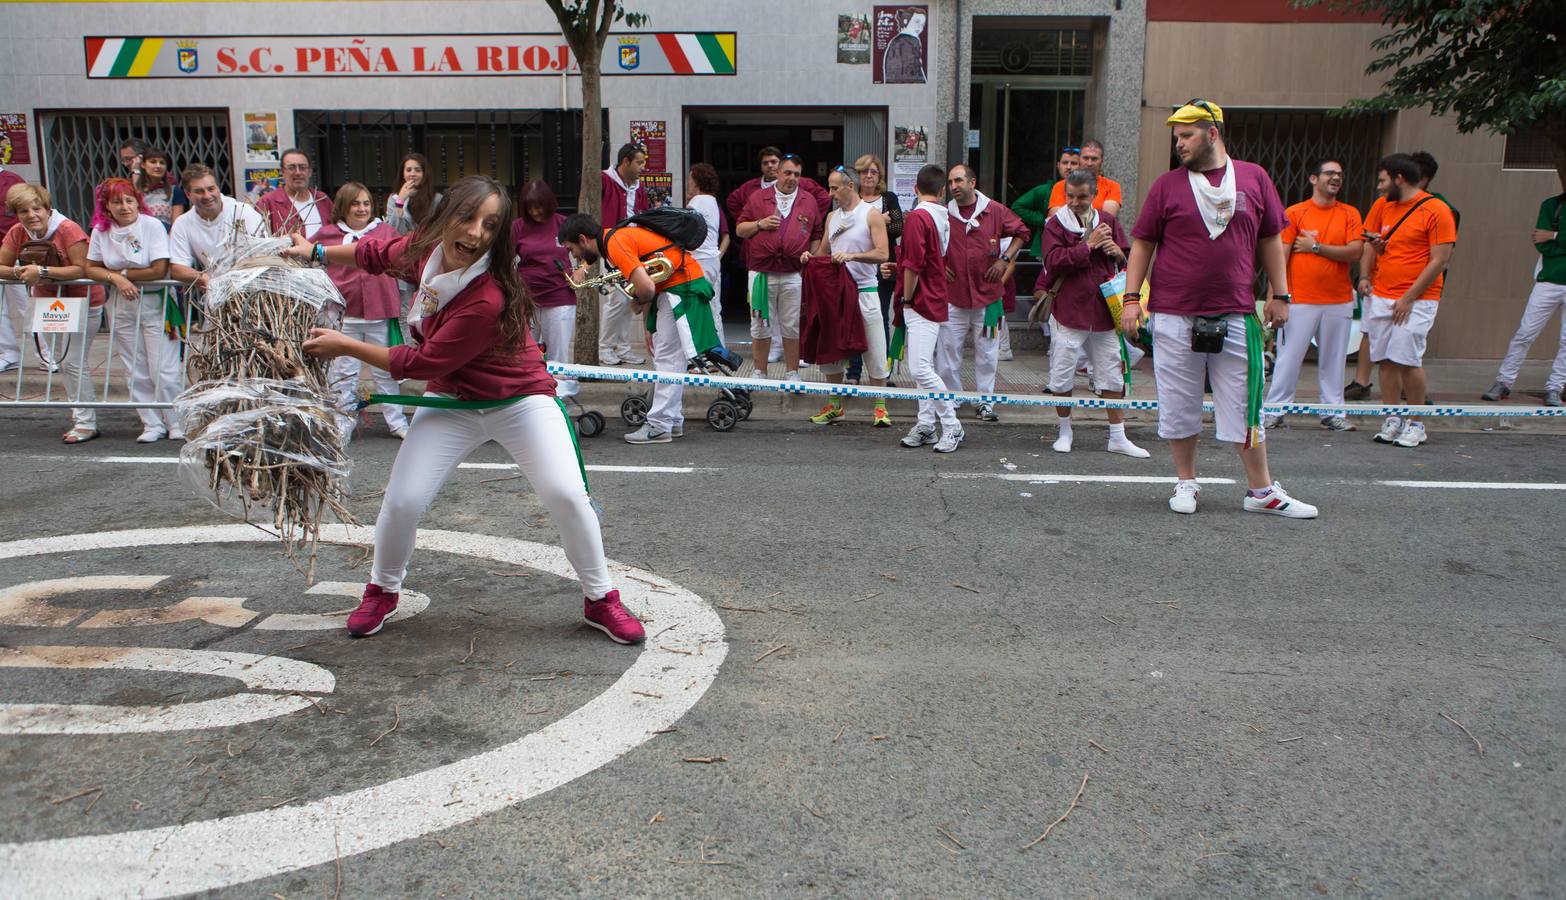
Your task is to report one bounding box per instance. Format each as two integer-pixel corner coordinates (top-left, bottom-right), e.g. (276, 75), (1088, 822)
(1061, 146), (1081, 155)
(781, 153), (802, 162)
(1183, 98), (1220, 123)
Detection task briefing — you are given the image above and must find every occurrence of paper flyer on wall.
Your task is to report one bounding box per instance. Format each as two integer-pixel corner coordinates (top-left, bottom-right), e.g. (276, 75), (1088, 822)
(837, 14), (871, 64)
(243, 112), (279, 163)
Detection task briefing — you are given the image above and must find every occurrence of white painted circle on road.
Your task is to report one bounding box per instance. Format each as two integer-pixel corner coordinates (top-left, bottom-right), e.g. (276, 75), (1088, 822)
(0, 524), (728, 899)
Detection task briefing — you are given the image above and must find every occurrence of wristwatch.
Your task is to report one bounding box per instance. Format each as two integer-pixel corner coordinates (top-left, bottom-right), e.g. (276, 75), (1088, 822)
(1272, 293), (1292, 304)
(39, 265), (49, 280)
(1310, 240), (1321, 253)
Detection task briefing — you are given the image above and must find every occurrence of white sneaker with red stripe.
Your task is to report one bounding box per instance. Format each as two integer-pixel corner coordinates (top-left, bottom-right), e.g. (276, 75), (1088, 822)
(1243, 482), (1318, 519)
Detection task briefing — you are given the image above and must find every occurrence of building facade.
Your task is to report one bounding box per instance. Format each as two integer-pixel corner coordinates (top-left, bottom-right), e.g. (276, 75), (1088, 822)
(0, 0), (1555, 358)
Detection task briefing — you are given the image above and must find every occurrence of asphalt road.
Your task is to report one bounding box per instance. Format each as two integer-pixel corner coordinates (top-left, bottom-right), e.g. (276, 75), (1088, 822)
(1, 403), (1563, 899)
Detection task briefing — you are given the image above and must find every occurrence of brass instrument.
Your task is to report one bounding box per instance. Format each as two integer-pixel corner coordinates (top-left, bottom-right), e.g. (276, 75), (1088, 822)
(560, 254), (674, 294)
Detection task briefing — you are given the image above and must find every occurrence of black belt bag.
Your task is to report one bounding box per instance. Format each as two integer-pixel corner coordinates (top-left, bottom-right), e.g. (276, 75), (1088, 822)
(1191, 315), (1229, 353)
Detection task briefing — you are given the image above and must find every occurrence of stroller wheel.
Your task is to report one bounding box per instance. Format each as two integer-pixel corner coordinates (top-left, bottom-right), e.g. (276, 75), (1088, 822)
(577, 410), (605, 438)
(733, 389), (754, 421)
(621, 394), (649, 425)
(706, 399), (740, 432)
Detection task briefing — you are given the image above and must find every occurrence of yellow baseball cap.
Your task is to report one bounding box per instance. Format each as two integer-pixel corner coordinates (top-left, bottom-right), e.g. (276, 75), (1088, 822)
(1167, 99), (1224, 126)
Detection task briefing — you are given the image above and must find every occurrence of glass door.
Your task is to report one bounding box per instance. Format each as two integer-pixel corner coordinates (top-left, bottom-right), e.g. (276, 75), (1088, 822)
(969, 79), (1086, 205)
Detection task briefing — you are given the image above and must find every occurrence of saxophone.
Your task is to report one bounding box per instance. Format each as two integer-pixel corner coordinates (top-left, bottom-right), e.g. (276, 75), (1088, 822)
(560, 255), (675, 294)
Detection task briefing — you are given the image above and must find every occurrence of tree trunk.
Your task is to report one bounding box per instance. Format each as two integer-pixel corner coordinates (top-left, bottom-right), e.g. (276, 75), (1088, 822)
(571, 51), (605, 365)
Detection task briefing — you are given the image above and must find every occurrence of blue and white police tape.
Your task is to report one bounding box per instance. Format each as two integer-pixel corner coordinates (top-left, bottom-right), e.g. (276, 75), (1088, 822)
(544, 362), (1566, 419)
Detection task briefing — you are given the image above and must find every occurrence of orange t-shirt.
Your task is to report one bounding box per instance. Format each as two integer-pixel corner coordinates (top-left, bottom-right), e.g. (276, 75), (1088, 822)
(1282, 199), (1363, 305)
(1364, 191), (1457, 301)
(605, 225), (701, 290)
(1049, 176), (1123, 211)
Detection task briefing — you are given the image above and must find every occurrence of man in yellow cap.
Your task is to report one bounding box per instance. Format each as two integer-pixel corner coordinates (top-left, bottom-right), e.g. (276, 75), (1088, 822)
(1120, 99), (1318, 519)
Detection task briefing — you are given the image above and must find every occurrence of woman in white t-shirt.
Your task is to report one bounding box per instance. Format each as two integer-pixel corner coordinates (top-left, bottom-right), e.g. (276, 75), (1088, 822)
(686, 163), (730, 346)
(84, 178), (180, 443)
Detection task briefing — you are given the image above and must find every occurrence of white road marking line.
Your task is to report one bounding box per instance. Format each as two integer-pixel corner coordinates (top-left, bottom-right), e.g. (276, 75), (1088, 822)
(0, 524), (727, 899)
(1376, 480), (1566, 491)
(942, 472), (1239, 485)
(28, 455), (701, 475)
(0, 646), (334, 736)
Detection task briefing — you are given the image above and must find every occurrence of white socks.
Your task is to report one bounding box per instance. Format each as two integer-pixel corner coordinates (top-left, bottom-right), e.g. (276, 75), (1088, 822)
(1052, 417), (1073, 453)
(1107, 422), (1151, 459)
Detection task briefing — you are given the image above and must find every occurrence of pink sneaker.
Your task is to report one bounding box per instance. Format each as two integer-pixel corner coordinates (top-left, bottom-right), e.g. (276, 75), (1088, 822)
(347, 584), (399, 637)
(582, 590), (645, 644)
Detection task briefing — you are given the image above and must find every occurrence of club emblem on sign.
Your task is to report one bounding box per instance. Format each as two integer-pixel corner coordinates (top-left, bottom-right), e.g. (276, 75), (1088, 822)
(176, 40), (199, 73)
(618, 37), (640, 71)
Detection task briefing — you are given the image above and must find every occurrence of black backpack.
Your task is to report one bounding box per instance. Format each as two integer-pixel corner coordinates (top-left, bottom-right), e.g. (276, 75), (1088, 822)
(610, 206), (709, 253)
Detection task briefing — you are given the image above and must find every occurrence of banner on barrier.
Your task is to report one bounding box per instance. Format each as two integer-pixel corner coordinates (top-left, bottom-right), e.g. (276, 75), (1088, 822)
(29, 297), (85, 333)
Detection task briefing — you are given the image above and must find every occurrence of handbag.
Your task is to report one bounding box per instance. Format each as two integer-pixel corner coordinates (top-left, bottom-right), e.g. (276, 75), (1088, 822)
(1027, 273), (1065, 325)
(17, 239), (62, 268)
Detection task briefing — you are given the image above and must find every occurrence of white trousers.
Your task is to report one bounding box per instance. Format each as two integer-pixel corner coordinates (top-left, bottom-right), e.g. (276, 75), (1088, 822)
(370, 394), (612, 598)
(937, 304), (999, 397)
(906, 307), (959, 431)
(1266, 301), (1353, 406)
(330, 318), (408, 438)
(111, 290), (181, 431)
(819, 288), (889, 380)
(37, 305), (103, 430)
(1151, 313), (1260, 445)
(648, 293), (686, 431)
(598, 289), (637, 361)
(532, 305), (579, 397)
(1496, 280), (1566, 392)
(0, 282), (27, 367)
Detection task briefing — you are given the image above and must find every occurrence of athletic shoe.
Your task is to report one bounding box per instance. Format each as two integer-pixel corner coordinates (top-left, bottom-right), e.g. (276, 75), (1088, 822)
(1344, 381), (1372, 401)
(1053, 428), (1073, 453)
(998, 350), (1014, 361)
(1373, 416), (1403, 444)
(0, 360), (17, 375)
(1393, 419), (1427, 448)
(136, 427), (167, 444)
(624, 424), (672, 444)
(1263, 413), (1285, 429)
(768, 346), (784, 363)
(872, 405), (892, 427)
(38, 358), (60, 374)
(1545, 388), (1563, 408)
(810, 401), (844, 424)
(391, 425), (409, 440)
(619, 353), (647, 365)
(670, 423), (684, 438)
(1243, 481), (1319, 519)
(900, 423), (936, 448)
(1481, 381), (1511, 402)
(1107, 436), (1151, 458)
(168, 427), (187, 442)
(598, 353), (622, 366)
(933, 426), (965, 453)
(347, 584), (399, 637)
(1320, 415), (1355, 432)
(583, 590), (645, 644)
(976, 403), (999, 422)
(1169, 479), (1200, 514)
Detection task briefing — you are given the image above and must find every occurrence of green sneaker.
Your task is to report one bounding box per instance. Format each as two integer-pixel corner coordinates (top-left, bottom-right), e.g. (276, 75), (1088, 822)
(872, 404), (892, 427)
(809, 400), (845, 425)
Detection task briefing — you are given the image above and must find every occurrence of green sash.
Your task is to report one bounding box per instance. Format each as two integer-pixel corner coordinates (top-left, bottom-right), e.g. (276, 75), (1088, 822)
(887, 323), (907, 374)
(644, 278), (721, 355)
(1244, 313), (1264, 448)
(982, 298), (1004, 338)
(387, 317), (405, 347)
(748, 271), (770, 322)
(161, 287), (186, 339)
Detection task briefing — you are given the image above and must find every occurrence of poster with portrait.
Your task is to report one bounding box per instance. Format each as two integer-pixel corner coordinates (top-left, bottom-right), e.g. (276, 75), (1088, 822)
(1, 114), (30, 165)
(244, 166), (281, 204)
(873, 6), (928, 84)
(243, 111), (279, 163)
(837, 14), (871, 64)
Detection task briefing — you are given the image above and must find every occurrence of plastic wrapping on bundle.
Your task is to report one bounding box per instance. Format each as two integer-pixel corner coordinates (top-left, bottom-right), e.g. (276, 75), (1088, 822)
(204, 263), (338, 311)
(174, 378), (329, 441)
(177, 401), (353, 527)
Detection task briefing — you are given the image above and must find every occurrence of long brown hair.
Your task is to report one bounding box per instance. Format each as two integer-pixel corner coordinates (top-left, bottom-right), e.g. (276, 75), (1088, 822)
(395, 152), (437, 226)
(400, 175), (533, 354)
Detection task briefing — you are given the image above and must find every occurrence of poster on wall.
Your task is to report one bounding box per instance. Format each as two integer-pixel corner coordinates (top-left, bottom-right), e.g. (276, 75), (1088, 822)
(873, 6), (928, 84)
(243, 111), (279, 163)
(628, 120), (666, 171)
(891, 124), (928, 211)
(244, 166), (281, 203)
(1, 114), (30, 165)
(641, 172), (674, 207)
(837, 14), (871, 64)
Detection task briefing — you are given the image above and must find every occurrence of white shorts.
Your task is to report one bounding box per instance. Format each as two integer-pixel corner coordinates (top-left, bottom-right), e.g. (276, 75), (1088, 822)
(1150, 313), (1261, 445)
(748, 270), (802, 340)
(1366, 294), (1438, 367)
(1047, 318), (1123, 394)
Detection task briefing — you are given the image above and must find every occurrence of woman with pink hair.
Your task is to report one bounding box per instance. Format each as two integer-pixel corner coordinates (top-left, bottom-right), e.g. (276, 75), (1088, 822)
(84, 177), (180, 442)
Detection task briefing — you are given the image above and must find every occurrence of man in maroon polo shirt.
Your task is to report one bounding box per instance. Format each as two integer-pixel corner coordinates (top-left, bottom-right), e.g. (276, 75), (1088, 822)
(737, 155), (820, 380)
(728, 147), (831, 366)
(256, 148), (332, 240)
(1123, 99), (1317, 519)
(939, 163), (1027, 422)
(597, 143), (649, 366)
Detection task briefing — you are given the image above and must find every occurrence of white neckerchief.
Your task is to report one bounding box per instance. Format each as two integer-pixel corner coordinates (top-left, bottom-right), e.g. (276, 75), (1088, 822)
(948, 191), (991, 232)
(916, 200), (949, 253)
(336, 218), (381, 242)
(605, 167), (639, 214)
(1053, 204), (1099, 236)
(761, 177), (777, 191)
(409, 246), (492, 328)
(775, 186), (798, 219)
(28, 210), (67, 241)
(1187, 156), (1237, 240)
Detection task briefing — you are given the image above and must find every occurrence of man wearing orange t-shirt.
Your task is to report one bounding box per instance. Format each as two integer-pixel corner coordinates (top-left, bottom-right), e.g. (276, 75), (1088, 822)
(1264, 159), (1364, 432)
(1358, 153), (1457, 449)
(1047, 140), (1123, 217)
(559, 213), (716, 445)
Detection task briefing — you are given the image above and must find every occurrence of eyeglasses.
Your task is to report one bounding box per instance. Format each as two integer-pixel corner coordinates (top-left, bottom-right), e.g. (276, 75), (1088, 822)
(1315, 170), (1345, 178)
(282, 164), (310, 173)
(1183, 98), (1220, 123)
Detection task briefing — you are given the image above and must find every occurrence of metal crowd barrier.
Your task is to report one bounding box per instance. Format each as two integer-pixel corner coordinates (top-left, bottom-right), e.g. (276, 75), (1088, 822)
(1, 277), (188, 411)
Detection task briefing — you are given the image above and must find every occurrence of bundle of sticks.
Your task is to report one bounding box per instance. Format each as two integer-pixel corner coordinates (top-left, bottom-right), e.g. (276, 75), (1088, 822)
(175, 231), (356, 581)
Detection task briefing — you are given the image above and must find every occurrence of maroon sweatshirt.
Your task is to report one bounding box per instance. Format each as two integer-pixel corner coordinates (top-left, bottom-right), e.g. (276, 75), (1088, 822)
(739, 187), (820, 274)
(1041, 214), (1128, 333)
(356, 233), (556, 400)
